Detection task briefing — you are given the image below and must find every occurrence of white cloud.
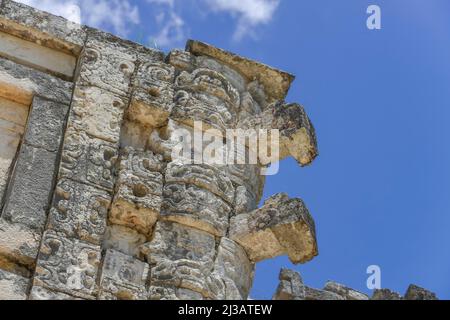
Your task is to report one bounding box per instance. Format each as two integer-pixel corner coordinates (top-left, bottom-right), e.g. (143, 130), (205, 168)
(17, 0), (140, 37)
(146, 0), (280, 47)
(204, 0), (280, 41)
(147, 0), (187, 48)
(17, 0), (281, 47)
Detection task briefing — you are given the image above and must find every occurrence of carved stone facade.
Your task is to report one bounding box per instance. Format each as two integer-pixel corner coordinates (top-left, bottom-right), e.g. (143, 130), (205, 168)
(0, 1), (438, 300)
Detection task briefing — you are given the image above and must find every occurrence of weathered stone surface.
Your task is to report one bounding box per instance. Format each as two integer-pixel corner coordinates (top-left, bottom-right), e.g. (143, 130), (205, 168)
(304, 286), (344, 300)
(0, 219), (40, 275)
(0, 96), (27, 198)
(186, 40), (294, 103)
(79, 29), (163, 97)
(110, 148), (164, 236)
(60, 127), (118, 191)
(371, 289), (403, 300)
(238, 102), (318, 166)
(166, 163), (235, 204)
(211, 238), (254, 300)
(171, 68), (239, 133)
(98, 249), (149, 300)
(34, 231), (101, 299)
(128, 62), (175, 128)
(24, 96), (68, 152)
(0, 269), (28, 300)
(29, 285), (82, 300)
(404, 284), (438, 300)
(323, 281), (369, 300)
(0, 0), (86, 55)
(2, 144), (58, 232)
(70, 85), (127, 143)
(0, 56), (72, 105)
(149, 285), (205, 300)
(273, 268), (305, 300)
(102, 225), (147, 258)
(47, 179), (111, 244)
(162, 182), (231, 237)
(230, 193), (317, 264)
(141, 221), (216, 298)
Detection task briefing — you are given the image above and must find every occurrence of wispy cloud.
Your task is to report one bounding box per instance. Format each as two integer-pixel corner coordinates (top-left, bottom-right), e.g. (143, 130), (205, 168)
(204, 0), (280, 41)
(17, 0), (140, 37)
(17, 0), (281, 47)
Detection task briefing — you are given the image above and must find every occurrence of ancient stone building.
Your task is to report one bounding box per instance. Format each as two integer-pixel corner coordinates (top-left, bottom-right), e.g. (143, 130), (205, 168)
(0, 1), (438, 300)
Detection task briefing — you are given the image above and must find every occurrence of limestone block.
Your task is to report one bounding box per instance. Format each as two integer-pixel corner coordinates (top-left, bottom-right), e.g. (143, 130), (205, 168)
(0, 30), (77, 80)
(0, 0), (86, 55)
(165, 163), (235, 204)
(162, 182), (231, 236)
(98, 249), (149, 300)
(79, 29), (162, 96)
(0, 96), (27, 198)
(60, 127), (118, 191)
(234, 186), (258, 216)
(273, 269), (305, 300)
(24, 96), (68, 152)
(70, 85), (127, 143)
(211, 238), (254, 300)
(404, 284), (438, 300)
(171, 68), (239, 132)
(149, 285), (205, 300)
(229, 193), (318, 264)
(0, 57), (73, 105)
(167, 49), (195, 72)
(186, 40), (294, 103)
(47, 179), (111, 245)
(323, 281), (369, 300)
(0, 269), (28, 300)
(128, 62), (175, 128)
(34, 230), (101, 299)
(304, 287), (344, 300)
(29, 285), (82, 300)
(2, 144), (58, 232)
(110, 149), (164, 236)
(102, 225), (147, 258)
(141, 221), (216, 298)
(371, 289), (403, 300)
(0, 219), (41, 274)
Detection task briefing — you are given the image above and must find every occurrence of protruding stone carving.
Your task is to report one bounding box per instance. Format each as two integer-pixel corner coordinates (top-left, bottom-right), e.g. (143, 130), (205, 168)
(230, 193), (317, 264)
(47, 179), (111, 245)
(371, 289), (403, 300)
(404, 284), (438, 300)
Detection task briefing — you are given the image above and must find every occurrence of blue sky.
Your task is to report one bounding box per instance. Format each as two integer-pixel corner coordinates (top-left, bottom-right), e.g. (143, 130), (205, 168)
(23, 0), (450, 299)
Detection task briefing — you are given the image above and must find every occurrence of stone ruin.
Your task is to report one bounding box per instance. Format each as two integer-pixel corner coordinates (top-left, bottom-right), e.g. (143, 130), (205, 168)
(0, 1), (438, 300)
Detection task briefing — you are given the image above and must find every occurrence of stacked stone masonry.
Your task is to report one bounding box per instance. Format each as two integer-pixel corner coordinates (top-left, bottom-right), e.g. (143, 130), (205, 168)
(0, 1), (438, 300)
